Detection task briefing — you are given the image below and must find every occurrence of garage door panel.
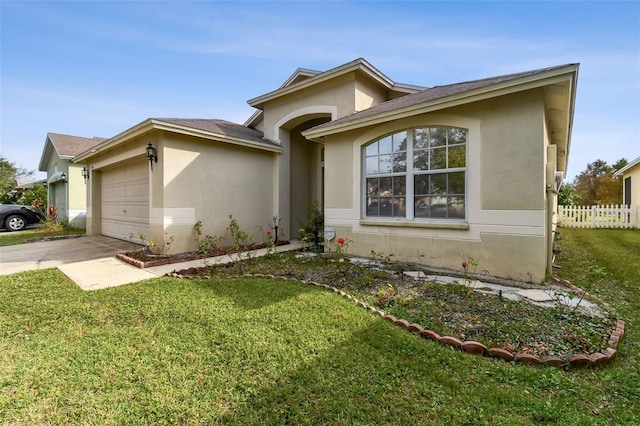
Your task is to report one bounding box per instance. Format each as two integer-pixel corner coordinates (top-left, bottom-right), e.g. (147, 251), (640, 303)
(101, 162), (149, 242)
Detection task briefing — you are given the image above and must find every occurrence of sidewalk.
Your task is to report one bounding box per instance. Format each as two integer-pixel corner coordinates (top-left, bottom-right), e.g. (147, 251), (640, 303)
(58, 240), (306, 291)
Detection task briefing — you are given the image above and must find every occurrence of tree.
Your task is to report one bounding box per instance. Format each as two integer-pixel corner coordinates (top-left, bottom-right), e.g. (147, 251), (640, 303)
(0, 156), (34, 203)
(558, 182), (581, 205)
(17, 184), (47, 212)
(572, 158), (627, 205)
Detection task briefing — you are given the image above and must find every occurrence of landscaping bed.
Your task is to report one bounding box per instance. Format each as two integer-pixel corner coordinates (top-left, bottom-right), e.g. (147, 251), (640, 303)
(169, 250), (621, 364)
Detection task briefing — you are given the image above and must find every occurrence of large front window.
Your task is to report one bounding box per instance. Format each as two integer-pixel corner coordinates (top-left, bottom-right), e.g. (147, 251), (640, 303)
(364, 126), (467, 220)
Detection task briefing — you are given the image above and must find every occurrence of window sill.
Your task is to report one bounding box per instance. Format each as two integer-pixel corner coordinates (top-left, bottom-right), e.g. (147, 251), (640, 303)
(359, 219), (469, 230)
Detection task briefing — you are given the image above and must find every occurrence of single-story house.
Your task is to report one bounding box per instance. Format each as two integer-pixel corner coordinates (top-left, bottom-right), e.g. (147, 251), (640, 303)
(614, 156), (640, 207)
(39, 133), (105, 228)
(74, 58), (578, 282)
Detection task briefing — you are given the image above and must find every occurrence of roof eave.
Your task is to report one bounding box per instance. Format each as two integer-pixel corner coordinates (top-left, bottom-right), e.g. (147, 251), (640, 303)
(74, 119), (281, 163)
(614, 156), (640, 176)
(303, 65), (579, 144)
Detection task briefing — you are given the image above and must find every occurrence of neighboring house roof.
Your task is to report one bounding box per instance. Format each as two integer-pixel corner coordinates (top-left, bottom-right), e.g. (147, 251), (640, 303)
(303, 63), (579, 172)
(74, 118), (280, 163)
(38, 133), (106, 171)
(614, 156), (640, 176)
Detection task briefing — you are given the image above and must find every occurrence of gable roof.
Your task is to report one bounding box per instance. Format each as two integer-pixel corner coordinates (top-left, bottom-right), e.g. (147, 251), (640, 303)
(247, 58), (426, 110)
(303, 63), (579, 171)
(614, 156), (640, 176)
(74, 118), (279, 162)
(244, 58), (426, 128)
(39, 133), (106, 171)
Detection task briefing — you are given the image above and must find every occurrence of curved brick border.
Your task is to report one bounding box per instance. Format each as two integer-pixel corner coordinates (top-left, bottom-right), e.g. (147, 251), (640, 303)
(166, 269), (624, 369)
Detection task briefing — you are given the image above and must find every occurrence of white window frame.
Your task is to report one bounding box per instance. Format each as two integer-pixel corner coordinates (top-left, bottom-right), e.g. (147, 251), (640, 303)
(362, 126), (467, 222)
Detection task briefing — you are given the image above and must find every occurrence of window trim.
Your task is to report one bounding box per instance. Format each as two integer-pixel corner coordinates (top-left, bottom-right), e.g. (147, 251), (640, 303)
(361, 126), (468, 224)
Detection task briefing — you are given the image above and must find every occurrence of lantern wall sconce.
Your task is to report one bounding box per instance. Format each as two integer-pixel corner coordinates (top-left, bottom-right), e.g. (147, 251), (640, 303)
(61, 173), (68, 184)
(43, 181), (48, 189)
(82, 167), (89, 183)
(146, 143), (157, 171)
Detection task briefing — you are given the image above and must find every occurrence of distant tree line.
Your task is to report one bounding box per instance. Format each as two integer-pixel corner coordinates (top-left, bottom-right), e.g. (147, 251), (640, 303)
(559, 158), (628, 206)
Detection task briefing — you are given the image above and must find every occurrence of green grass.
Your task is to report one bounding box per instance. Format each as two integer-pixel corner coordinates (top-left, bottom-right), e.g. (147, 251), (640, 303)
(0, 227), (85, 246)
(1, 228), (639, 424)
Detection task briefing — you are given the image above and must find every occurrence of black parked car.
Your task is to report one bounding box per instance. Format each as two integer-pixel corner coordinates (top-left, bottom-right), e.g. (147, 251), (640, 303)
(0, 204), (46, 231)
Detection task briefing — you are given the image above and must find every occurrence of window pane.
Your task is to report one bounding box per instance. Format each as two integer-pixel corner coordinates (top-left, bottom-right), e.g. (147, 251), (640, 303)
(448, 196), (465, 218)
(430, 196), (448, 218)
(430, 147), (446, 169)
(379, 155), (392, 173)
(365, 156), (378, 175)
(379, 136), (392, 154)
(449, 128), (466, 145)
(449, 172), (465, 194)
(379, 197), (393, 216)
(393, 132), (407, 152)
(430, 127), (447, 147)
(393, 152), (406, 172)
(414, 196), (430, 218)
(379, 177), (392, 195)
(365, 142), (378, 157)
(367, 197), (380, 216)
(413, 149), (429, 171)
(392, 197), (406, 217)
(430, 173), (446, 194)
(394, 176), (406, 195)
(414, 128), (429, 150)
(367, 178), (379, 196)
(448, 145), (466, 168)
(415, 175), (428, 195)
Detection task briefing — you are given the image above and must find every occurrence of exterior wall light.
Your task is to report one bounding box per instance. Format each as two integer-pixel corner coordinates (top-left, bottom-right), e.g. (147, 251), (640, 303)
(82, 167), (89, 183)
(61, 173), (68, 184)
(146, 143), (157, 171)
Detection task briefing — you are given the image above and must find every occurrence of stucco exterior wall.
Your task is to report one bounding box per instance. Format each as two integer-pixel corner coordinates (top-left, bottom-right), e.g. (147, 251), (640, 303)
(322, 89), (550, 282)
(160, 133), (275, 253)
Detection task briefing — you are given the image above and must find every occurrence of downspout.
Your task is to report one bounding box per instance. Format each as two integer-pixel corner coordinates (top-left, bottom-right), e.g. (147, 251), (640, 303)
(545, 145), (558, 278)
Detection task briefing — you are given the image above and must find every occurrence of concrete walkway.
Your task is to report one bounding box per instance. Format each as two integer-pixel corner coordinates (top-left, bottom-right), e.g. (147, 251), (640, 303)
(58, 240), (306, 291)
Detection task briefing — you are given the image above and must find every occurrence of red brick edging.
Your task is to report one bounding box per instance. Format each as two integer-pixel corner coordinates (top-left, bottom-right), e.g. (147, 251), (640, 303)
(165, 270), (624, 369)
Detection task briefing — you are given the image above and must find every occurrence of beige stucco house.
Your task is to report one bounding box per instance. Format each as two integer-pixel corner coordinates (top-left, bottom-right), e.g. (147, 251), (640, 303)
(39, 133), (104, 228)
(74, 58), (578, 282)
(614, 156), (640, 207)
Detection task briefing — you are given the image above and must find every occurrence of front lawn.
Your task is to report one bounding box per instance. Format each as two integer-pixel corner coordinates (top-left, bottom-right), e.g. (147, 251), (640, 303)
(0, 228), (638, 424)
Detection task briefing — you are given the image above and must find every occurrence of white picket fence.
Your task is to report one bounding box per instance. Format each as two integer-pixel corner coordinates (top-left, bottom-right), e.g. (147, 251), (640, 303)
(558, 204), (639, 229)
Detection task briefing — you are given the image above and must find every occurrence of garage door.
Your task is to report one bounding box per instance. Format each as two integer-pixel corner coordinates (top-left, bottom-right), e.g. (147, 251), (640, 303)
(101, 161), (149, 242)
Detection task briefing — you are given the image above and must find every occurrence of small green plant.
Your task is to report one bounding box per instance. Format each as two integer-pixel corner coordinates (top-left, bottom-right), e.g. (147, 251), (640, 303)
(377, 284), (395, 307)
(298, 201), (324, 248)
(461, 258), (479, 294)
(131, 231), (174, 257)
(332, 237), (352, 255)
(227, 215), (252, 250)
(194, 221), (224, 254)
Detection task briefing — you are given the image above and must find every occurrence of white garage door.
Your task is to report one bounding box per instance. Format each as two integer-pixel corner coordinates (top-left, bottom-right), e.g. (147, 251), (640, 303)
(101, 161), (149, 242)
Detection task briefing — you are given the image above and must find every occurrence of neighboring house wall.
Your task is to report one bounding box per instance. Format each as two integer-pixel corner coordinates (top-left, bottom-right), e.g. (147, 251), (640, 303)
(623, 163), (640, 206)
(321, 89), (551, 282)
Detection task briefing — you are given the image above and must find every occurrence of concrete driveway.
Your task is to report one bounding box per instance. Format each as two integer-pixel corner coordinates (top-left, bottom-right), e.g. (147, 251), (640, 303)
(0, 235), (134, 275)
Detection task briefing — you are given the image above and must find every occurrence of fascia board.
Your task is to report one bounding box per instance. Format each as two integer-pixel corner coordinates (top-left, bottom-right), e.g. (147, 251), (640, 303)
(614, 156), (640, 176)
(247, 59), (394, 108)
(38, 137), (54, 171)
(151, 120), (282, 153)
(73, 119), (156, 162)
(243, 109), (263, 127)
(74, 119), (282, 163)
(303, 67), (578, 140)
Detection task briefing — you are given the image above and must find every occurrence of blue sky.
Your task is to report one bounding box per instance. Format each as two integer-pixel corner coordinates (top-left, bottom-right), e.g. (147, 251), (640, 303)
(1, 1), (639, 182)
